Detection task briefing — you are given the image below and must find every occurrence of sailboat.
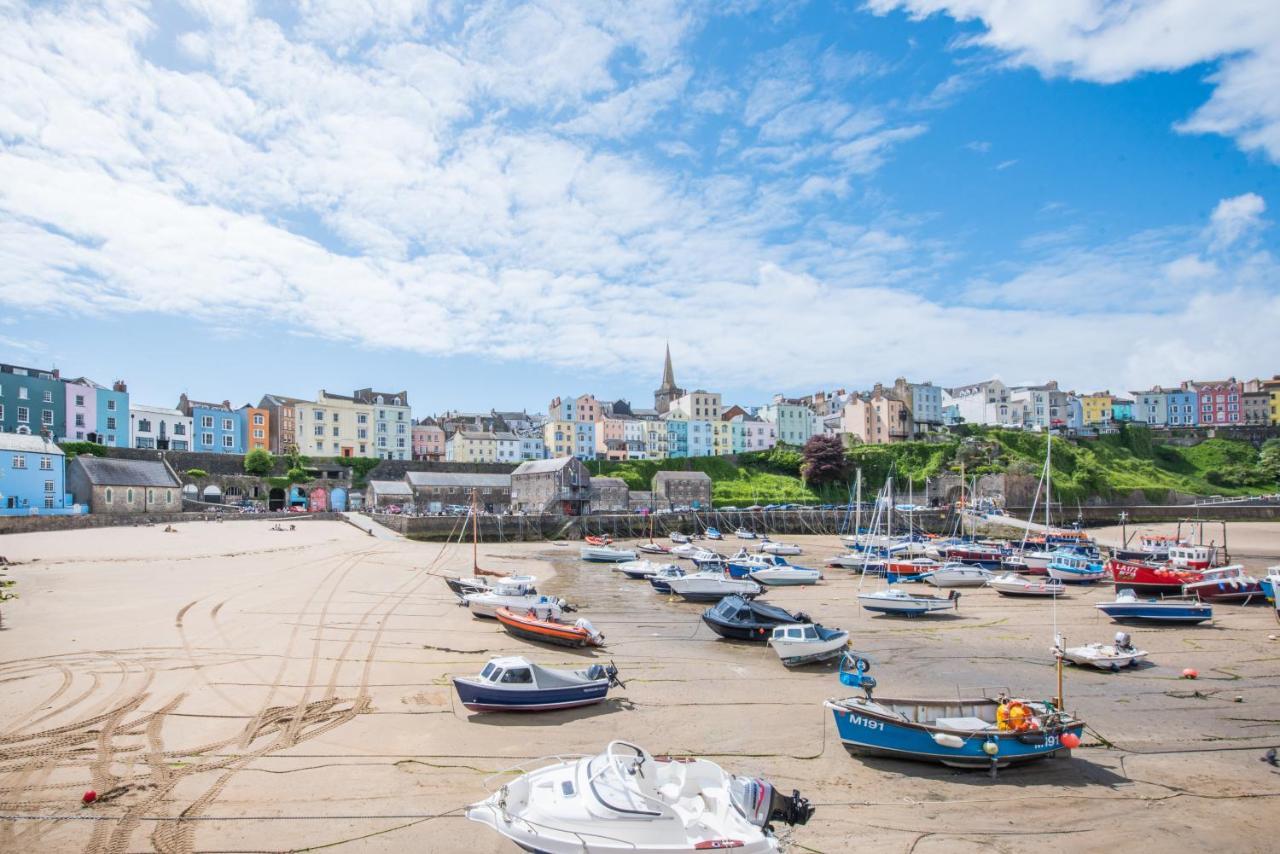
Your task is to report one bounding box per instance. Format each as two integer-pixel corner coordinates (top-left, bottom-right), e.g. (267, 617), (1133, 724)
(444, 489), (526, 594)
(856, 473), (960, 617)
(637, 513), (671, 555)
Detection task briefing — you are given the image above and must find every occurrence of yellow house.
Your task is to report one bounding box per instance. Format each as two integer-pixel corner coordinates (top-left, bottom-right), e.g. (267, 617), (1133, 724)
(542, 420), (574, 459)
(294, 390), (375, 457)
(1080, 392), (1114, 425)
(1262, 376), (1280, 425)
(713, 421), (733, 456)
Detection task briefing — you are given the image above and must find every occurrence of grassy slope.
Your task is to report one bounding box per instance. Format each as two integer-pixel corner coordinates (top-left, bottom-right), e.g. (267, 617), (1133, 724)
(588, 428), (1271, 506)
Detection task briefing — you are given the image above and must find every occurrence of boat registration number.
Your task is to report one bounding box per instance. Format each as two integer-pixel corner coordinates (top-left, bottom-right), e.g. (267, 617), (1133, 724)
(843, 713), (884, 731)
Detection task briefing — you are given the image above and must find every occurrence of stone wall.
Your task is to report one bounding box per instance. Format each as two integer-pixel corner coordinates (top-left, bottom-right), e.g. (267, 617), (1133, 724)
(0, 510), (344, 535)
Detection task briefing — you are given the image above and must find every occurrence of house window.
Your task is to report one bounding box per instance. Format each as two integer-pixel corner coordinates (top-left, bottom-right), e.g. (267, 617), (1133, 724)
(201, 416), (213, 428)
(166, 489), (173, 503)
(106, 417), (116, 430)
(44, 496), (55, 509)
(147, 489), (154, 503)
(127, 488), (134, 503)
(12, 454), (25, 469)
(44, 479), (54, 493)
(39, 456), (52, 470)
(43, 390), (52, 403)
(16, 406), (28, 423)
(253, 429), (264, 439)
(107, 400), (116, 411)
(105, 488), (112, 504)
(174, 423), (185, 435)
(222, 435), (234, 448)
(17, 387), (27, 400)
(75, 394), (85, 406)
(75, 413), (85, 427)
(253, 414), (264, 425)
(314, 410), (324, 421)
(202, 432), (213, 446)
(42, 409), (53, 425)
(222, 418), (233, 431)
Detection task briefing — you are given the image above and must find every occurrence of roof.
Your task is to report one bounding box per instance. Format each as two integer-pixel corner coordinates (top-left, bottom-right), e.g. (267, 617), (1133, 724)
(405, 471), (511, 488)
(653, 470), (711, 482)
(353, 388), (409, 405)
(131, 403), (185, 417)
(261, 393), (309, 406)
(368, 479), (413, 496)
(0, 434), (65, 455)
(591, 477), (628, 488)
(73, 456), (178, 487)
(513, 457), (579, 475)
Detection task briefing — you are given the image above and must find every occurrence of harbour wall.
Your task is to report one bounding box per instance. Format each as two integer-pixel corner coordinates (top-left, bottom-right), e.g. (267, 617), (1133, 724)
(0, 511), (344, 536)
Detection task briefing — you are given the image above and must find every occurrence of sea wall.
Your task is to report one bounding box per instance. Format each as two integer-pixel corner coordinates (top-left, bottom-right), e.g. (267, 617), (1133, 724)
(0, 511), (344, 536)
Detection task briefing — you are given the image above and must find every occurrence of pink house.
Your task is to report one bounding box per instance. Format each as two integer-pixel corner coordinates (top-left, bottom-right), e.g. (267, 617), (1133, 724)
(412, 421), (446, 460)
(1188, 378), (1242, 426)
(595, 416), (628, 457)
(63, 378), (98, 442)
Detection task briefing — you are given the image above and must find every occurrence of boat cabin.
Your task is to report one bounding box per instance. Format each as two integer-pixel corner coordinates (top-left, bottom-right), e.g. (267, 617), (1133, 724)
(771, 625), (821, 642)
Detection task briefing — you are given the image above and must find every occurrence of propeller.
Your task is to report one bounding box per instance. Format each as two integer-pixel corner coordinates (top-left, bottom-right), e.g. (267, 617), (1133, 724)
(607, 660), (627, 689)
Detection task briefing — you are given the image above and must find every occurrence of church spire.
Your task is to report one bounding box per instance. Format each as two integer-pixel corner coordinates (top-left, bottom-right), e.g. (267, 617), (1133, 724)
(662, 341), (675, 388)
(654, 341), (683, 414)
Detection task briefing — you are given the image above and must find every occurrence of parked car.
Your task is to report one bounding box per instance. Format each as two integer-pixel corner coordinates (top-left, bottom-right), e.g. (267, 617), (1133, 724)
(720, 505), (739, 511)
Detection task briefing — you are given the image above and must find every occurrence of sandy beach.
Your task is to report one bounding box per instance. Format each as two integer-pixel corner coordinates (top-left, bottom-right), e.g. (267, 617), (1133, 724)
(2, 519), (1279, 853)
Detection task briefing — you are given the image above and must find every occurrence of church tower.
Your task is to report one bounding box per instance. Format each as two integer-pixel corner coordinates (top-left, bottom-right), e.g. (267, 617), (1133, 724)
(653, 342), (685, 414)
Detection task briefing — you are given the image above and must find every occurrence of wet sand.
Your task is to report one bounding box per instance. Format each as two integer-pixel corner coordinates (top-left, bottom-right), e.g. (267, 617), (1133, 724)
(2, 520), (1280, 853)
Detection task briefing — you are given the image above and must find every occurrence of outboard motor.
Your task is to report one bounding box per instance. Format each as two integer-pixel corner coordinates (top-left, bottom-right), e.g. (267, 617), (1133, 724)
(1114, 631), (1132, 651)
(729, 777), (815, 829)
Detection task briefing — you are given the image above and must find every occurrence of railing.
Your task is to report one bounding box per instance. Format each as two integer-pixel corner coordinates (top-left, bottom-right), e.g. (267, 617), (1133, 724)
(1192, 493), (1280, 506)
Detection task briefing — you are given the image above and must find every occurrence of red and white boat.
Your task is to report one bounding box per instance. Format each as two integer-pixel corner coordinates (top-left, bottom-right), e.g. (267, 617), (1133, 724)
(1168, 544), (1218, 571)
(1107, 557), (1202, 595)
(884, 557), (943, 579)
(496, 606), (606, 648)
(584, 535), (613, 547)
(1182, 565), (1265, 604)
(938, 542), (1005, 567)
(1114, 534), (1184, 563)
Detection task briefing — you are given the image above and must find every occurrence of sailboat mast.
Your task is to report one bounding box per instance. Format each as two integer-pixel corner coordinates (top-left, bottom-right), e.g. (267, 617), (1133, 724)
(854, 468), (862, 540)
(472, 487), (479, 573)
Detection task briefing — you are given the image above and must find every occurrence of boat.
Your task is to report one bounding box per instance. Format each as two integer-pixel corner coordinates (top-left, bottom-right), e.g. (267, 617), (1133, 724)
(451, 656), (624, 712)
(495, 606), (605, 648)
(1114, 534), (1182, 563)
(1262, 565), (1280, 603)
(987, 573), (1065, 598)
(705, 527), (723, 540)
(1106, 557), (1201, 594)
(1168, 544), (1218, 571)
(1046, 554), (1107, 584)
(464, 581), (571, 619)
(858, 588), (960, 617)
(1182, 565), (1265, 604)
(691, 552), (730, 571)
(938, 542), (1005, 569)
(669, 531), (691, 544)
(1096, 588), (1213, 624)
(768, 623), (849, 666)
(735, 527), (758, 539)
(616, 559), (668, 580)
(465, 740), (814, 853)
(826, 654), (1085, 775)
(581, 545), (638, 563)
(884, 557), (943, 581)
(636, 542), (671, 555)
(701, 595), (810, 641)
(918, 563), (992, 588)
(827, 552), (877, 571)
(584, 535), (613, 547)
(666, 569), (763, 602)
(758, 539), (802, 556)
(1053, 633), (1148, 672)
(646, 565), (686, 593)
(749, 564), (823, 586)
(445, 573), (537, 597)
(669, 542), (701, 559)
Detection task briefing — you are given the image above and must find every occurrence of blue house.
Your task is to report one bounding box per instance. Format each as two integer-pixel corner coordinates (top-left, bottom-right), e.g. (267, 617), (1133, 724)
(96, 381), (129, 447)
(665, 418), (689, 458)
(177, 394), (245, 454)
(0, 434), (77, 515)
(1166, 389), (1197, 427)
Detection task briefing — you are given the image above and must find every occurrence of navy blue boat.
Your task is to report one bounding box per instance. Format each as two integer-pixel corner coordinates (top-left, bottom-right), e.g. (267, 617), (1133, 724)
(702, 595), (810, 641)
(452, 656), (624, 712)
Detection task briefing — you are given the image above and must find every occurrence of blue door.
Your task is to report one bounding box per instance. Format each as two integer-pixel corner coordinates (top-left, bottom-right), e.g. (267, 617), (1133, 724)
(290, 486), (307, 507)
(331, 488), (348, 512)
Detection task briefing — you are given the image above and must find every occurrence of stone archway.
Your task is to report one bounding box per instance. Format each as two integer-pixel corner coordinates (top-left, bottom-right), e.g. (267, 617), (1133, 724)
(202, 484), (223, 503)
(308, 487), (328, 512)
(331, 488), (348, 512)
(268, 488), (285, 511)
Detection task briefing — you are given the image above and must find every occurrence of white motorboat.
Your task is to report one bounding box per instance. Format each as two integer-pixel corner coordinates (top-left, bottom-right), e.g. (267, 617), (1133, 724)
(616, 559), (665, 579)
(669, 531), (691, 544)
(825, 553), (884, 573)
(669, 543), (699, 558)
(749, 565), (823, 586)
(581, 545), (638, 563)
(637, 542), (671, 555)
(918, 563), (993, 588)
(735, 527), (757, 539)
(466, 586), (570, 619)
(768, 623), (849, 666)
(858, 588), (960, 617)
(987, 573), (1065, 598)
(666, 569), (763, 602)
(1054, 632), (1148, 671)
(466, 740), (814, 854)
(758, 539), (802, 556)
(446, 573), (537, 597)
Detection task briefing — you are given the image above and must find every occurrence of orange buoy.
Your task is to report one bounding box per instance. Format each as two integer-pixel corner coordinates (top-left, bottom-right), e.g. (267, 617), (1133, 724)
(1061, 732), (1081, 749)
(1182, 668), (1198, 679)
(82, 790), (97, 805)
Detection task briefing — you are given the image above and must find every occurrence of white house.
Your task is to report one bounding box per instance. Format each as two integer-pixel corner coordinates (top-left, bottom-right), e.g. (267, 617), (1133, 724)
(129, 403), (194, 451)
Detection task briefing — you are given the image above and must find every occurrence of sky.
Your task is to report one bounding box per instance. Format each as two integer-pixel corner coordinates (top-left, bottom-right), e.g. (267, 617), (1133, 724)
(2, 0), (1279, 415)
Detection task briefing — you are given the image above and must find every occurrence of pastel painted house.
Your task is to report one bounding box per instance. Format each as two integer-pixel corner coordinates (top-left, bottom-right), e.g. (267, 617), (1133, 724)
(62, 377), (127, 445)
(1190, 379), (1242, 426)
(239, 405), (270, 452)
(178, 395), (245, 454)
(0, 363), (65, 439)
(0, 433), (80, 515)
(130, 404), (193, 451)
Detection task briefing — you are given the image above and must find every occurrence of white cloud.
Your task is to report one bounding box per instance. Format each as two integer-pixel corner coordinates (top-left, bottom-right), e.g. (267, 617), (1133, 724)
(1206, 192), (1267, 251)
(868, 0), (1280, 162)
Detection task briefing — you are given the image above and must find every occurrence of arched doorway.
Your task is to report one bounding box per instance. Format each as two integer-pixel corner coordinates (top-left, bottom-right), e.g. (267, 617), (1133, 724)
(308, 487), (328, 512)
(182, 484), (198, 501)
(289, 486), (307, 508)
(268, 488), (285, 511)
(202, 485), (222, 503)
(331, 488), (348, 512)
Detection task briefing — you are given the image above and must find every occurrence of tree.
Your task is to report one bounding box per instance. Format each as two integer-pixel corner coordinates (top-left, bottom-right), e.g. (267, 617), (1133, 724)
(800, 434), (849, 485)
(243, 448), (275, 476)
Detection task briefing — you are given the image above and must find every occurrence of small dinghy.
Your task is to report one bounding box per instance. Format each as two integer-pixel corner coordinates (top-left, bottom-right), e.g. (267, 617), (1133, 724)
(637, 542), (671, 555)
(758, 538), (802, 555)
(1096, 588), (1213, 624)
(466, 740), (814, 854)
(705, 527), (723, 540)
(858, 588), (960, 617)
(749, 564), (822, 586)
(1182, 565), (1265, 604)
(445, 574), (537, 597)
(1046, 554), (1107, 584)
(496, 606), (605, 648)
(735, 527), (758, 539)
(826, 655), (1085, 776)
(987, 573), (1064, 598)
(1054, 632), (1148, 672)
(666, 568), (763, 602)
(919, 563), (992, 588)
(701, 595), (810, 641)
(452, 656), (624, 712)
(769, 623), (849, 666)
(616, 559), (672, 580)
(584, 535), (613, 547)
(669, 531), (691, 544)
(646, 565), (686, 593)
(581, 545), (638, 563)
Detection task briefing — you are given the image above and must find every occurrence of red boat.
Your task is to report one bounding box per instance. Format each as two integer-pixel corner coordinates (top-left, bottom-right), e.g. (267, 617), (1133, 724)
(584, 535), (613, 547)
(1168, 544), (1218, 571)
(1107, 558), (1202, 594)
(938, 543), (1005, 567)
(884, 558), (942, 578)
(496, 606), (606, 648)
(1182, 566), (1265, 604)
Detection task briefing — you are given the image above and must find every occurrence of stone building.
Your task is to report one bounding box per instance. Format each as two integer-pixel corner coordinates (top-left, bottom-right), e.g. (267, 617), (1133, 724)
(589, 477), (630, 513)
(67, 456), (181, 515)
(259, 393), (307, 453)
(366, 479), (413, 509)
(651, 470), (712, 510)
(510, 457), (591, 515)
(405, 471), (511, 513)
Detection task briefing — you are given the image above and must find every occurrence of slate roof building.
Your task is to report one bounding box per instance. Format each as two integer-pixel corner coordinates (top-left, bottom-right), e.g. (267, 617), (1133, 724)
(405, 471), (512, 513)
(67, 456), (181, 515)
(652, 470), (712, 510)
(510, 457), (591, 515)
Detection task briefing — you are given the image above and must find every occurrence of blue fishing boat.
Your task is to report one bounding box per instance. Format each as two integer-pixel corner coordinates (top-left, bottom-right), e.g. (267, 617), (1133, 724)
(1046, 553), (1107, 584)
(1096, 588), (1213, 624)
(452, 656), (624, 712)
(705, 526), (723, 540)
(826, 654), (1085, 777)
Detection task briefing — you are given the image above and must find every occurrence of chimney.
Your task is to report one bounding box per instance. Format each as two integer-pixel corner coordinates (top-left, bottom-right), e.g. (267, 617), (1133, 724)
(113, 380), (127, 393)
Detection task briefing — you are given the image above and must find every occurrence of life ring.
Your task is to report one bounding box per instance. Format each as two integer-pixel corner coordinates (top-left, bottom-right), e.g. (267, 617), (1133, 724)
(999, 700), (1034, 732)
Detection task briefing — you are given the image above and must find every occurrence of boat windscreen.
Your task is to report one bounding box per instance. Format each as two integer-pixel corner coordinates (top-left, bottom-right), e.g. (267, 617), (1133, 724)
(480, 663), (496, 679)
(500, 668), (533, 684)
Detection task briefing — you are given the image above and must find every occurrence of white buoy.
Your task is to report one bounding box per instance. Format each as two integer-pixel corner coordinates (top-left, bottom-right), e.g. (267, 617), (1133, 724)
(931, 732), (964, 749)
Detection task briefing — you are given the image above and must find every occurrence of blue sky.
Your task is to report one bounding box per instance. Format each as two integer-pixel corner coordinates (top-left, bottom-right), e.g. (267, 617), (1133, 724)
(3, 0), (1278, 415)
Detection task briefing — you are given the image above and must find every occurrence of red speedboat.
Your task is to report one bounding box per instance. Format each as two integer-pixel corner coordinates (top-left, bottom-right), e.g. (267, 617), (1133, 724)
(1183, 565), (1265, 604)
(496, 606), (606, 648)
(584, 535), (612, 547)
(939, 543), (1005, 568)
(1107, 558), (1202, 594)
(884, 557), (942, 579)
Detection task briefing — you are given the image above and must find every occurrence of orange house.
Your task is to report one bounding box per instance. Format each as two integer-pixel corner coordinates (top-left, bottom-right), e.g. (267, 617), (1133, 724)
(240, 405), (271, 452)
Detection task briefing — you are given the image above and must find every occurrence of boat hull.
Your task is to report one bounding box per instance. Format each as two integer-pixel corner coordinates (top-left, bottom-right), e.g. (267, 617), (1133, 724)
(1107, 558), (1199, 594)
(452, 678), (609, 712)
(1096, 603), (1212, 624)
(495, 609), (602, 648)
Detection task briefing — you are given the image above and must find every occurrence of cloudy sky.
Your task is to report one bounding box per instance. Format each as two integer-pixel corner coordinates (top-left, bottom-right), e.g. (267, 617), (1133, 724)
(3, 0), (1279, 413)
